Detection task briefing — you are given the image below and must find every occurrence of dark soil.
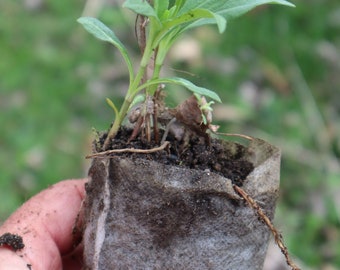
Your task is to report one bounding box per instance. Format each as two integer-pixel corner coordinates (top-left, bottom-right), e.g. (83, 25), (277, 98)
(95, 127), (254, 186)
(0, 232), (25, 251)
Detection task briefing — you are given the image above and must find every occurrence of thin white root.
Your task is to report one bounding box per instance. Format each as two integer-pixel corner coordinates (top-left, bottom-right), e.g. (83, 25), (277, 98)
(86, 141), (170, 159)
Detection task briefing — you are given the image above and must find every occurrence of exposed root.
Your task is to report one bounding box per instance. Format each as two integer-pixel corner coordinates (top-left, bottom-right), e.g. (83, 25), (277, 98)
(233, 185), (301, 270)
(160, 118), (177, 145)
(128, 114), (144, 143)
(215, 132), (254, 141)
(86, 141), (170, 159)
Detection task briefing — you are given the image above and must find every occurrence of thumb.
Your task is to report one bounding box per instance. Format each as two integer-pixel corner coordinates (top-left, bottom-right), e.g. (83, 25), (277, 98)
(0, 179), (86, 270)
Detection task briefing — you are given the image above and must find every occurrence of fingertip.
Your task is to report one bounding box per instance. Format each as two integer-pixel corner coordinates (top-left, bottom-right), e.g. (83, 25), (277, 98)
(0, 248), (31, 270)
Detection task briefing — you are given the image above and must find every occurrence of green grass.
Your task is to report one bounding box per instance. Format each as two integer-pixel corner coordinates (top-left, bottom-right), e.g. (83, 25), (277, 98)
(1, 1), (339, 268)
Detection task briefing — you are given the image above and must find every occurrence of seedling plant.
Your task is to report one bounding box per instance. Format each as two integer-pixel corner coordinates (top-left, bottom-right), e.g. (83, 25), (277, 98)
(78, 1), (303, 269)
(78, 0), (294, 150)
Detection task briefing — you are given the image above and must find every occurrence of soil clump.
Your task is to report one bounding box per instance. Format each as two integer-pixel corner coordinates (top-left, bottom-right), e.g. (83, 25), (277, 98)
(95, 127), (254, 186)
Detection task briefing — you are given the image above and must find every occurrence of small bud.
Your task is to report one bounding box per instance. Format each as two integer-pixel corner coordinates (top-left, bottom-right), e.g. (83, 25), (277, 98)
(128, 106), (141, 123)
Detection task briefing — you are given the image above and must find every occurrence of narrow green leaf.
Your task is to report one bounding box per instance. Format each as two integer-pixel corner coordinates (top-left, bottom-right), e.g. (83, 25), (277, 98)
(164, 9), (226, 33)
(179, 0), (294, 18)
(154, 0), (169, 18)
(77, 17), (134, 83)
(106, 98), (119, 119)
(173, 0), (185, 15)
(137, 77), (222, 103)
(219, 0), (295, 19)
(78, 17), (124, 45)
(211, 13), (226, 33)
(123, 0), (158, 18)
(177, 0), (294, 32)
(175, 0), (185, 10)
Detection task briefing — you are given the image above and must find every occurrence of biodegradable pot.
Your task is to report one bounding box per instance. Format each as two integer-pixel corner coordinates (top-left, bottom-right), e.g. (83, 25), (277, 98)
(83, 138), (281, 270)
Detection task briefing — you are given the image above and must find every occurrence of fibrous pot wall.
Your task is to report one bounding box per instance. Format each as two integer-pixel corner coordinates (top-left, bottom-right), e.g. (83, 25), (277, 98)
(83, 138), (280, 270)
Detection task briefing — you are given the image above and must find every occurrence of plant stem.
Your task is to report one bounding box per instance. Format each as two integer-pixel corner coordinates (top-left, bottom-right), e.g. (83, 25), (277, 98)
(103, 98), (130, 150)
(146, 63), (162, 95)
(102, 23), (167, 150)
(103, 41), (157, 149)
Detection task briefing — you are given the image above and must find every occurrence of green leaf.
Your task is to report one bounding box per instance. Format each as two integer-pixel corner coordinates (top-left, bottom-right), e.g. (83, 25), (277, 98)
(175, 0), (185, 9)
(173, 0), (185, 15)
(106, 98), (119, 119)
(164, 9), (226, 33)
(137, 77), (222, 103)
(77, 17), (134, 83)
(179, 0), (294, 18)
(178, 0), (295, 32)
(78, 17), (124, 45)
(154, 0), (169, 18)
(123, 0), (158, 18)
(213, 13), (228, 33)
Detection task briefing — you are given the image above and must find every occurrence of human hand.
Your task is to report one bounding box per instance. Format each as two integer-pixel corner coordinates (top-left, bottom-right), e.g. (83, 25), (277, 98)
(0, 179), (86, 270)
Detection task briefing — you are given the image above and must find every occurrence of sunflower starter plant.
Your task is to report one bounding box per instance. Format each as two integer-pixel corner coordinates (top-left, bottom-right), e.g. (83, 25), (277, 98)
(77, 1), (299, 269)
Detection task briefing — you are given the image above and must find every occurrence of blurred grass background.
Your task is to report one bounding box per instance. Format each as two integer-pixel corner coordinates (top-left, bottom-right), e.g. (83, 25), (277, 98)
(1, 0), (339, 269)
